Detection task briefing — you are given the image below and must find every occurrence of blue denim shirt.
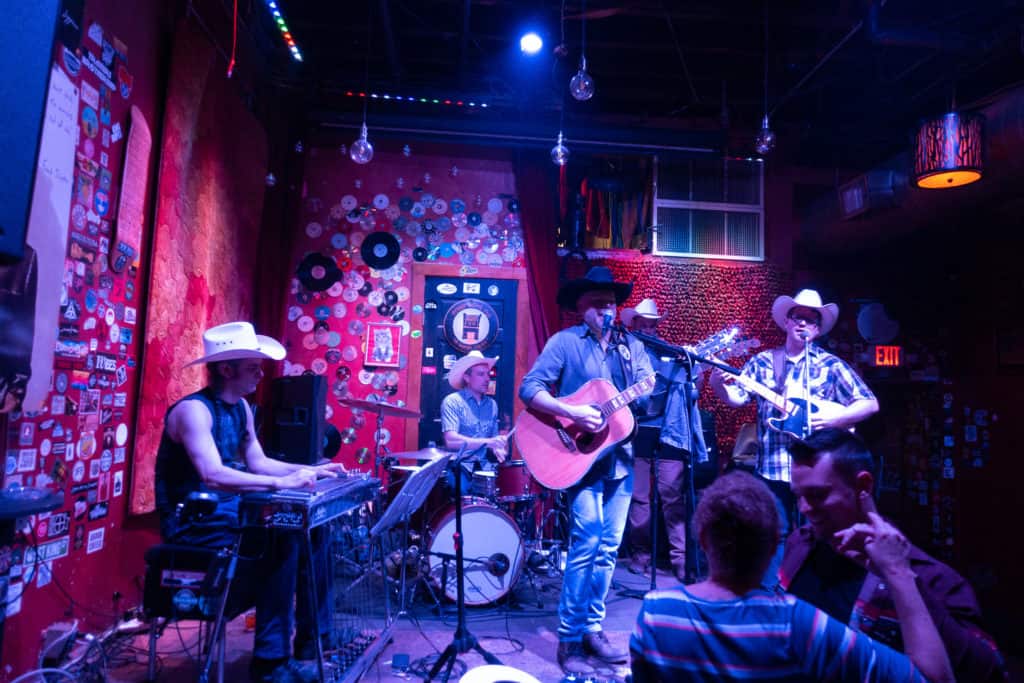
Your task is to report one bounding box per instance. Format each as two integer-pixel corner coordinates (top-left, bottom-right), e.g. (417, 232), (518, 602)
(519, 324), (654, 481)
(636, 349), (708, 461)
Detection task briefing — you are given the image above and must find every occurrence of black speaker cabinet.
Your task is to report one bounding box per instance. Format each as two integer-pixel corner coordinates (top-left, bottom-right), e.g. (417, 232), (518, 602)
(267, 375), (326, 465)
(694, 409), (720, 490)
(0, 0), (64, 260)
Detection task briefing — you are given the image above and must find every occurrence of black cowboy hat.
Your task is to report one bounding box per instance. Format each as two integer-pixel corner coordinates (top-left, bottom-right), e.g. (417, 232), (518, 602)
(556, 266), (633, 309)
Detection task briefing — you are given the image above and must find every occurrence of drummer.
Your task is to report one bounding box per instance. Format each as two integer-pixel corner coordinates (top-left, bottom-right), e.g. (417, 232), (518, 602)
(441, 350), (509, 494)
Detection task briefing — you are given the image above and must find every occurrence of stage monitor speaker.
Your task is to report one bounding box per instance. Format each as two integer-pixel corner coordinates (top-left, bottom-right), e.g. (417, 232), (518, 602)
(268, 375), (326, 466)
(0, 0), (64, 260)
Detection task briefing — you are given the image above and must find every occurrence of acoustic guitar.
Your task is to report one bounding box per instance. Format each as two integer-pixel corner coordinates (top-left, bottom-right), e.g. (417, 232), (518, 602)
(515, 375), (657, 490)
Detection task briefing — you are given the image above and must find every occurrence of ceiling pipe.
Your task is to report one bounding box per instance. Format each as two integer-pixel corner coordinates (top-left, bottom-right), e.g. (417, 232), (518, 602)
(377, 0), (403, 83)
(458, 0), (471, 89)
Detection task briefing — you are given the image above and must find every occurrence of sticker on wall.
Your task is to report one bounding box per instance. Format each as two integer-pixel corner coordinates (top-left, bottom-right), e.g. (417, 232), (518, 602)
(443, 298), (499, 353)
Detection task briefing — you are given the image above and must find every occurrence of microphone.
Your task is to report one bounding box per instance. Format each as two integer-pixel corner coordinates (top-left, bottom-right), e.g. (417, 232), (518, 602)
(796, 329), (809, 341)
(601, 312), (615, 337)
(485, 552), (510, 577)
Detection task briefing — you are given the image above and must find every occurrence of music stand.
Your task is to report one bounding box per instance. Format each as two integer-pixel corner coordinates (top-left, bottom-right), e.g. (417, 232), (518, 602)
(371, 452), (452, 622)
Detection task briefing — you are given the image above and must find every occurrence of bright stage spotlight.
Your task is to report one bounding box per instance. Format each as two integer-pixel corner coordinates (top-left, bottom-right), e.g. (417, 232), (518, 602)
(519, 32), (543, 55)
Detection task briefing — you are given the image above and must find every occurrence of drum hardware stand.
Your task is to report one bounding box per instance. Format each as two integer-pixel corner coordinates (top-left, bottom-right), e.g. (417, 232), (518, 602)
(426, 450), (502, 682)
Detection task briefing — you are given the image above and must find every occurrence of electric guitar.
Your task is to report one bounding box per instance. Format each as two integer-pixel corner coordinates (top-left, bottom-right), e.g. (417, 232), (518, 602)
(515, 328), (760, 490)
(687, 327), (761, 376)
(716, 366), (848, 440)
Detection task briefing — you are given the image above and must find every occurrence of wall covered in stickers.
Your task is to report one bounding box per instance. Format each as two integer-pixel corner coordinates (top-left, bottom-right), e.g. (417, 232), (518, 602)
(0, 1), (169, 677)
(278, 141), (528, 467)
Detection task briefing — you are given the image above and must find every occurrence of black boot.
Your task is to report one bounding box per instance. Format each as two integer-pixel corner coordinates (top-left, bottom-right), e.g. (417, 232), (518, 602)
(557, 641), (596, 675)
(582, 630), (628, 663)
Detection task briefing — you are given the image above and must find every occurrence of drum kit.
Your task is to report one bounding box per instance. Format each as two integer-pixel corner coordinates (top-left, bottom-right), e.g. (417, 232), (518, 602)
(338, 397), (565, 607)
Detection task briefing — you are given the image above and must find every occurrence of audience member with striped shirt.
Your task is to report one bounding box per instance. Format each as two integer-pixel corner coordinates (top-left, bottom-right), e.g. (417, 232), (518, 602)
(629, 471), (953, 682)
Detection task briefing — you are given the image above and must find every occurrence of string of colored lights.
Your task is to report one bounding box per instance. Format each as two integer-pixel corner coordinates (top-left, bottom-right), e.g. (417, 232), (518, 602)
(344, 91), (489, 108)
(264, 0), (302, 62)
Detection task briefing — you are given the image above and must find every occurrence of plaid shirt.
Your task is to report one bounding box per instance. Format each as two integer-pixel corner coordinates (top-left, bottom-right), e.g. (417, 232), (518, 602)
(736, 345), (875, 482)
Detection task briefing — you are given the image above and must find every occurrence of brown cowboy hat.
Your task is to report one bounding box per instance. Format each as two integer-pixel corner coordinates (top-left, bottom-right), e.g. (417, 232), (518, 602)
(556, 266), (633, 309)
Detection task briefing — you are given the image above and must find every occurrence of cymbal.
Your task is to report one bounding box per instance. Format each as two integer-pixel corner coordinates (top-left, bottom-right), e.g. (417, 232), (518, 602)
(391, 446), (451, 462)
(338, 397), (421, 419)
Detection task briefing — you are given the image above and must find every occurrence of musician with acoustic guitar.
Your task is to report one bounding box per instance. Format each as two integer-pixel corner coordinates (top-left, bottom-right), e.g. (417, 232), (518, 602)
(709, 289), (878, 587)
(517, 267), (654, 676)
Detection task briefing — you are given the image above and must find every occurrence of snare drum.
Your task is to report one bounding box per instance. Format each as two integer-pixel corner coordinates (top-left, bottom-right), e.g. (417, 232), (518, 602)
(427, 500), (524, 605)
(495, 461), (541, 502)
(470, 470), (496, 501)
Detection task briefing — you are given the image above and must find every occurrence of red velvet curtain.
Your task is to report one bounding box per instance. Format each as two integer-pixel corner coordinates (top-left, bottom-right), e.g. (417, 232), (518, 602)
(130, 16), (268, 513)
(515, 150), (561, 352)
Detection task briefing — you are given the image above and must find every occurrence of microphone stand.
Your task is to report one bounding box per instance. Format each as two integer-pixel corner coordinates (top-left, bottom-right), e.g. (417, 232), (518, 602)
(800, 333), (812, 438)
(427, 446), (501, 682)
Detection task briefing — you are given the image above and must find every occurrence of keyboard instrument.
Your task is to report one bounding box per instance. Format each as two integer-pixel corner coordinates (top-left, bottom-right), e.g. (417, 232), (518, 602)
(240, 474), (380, 530)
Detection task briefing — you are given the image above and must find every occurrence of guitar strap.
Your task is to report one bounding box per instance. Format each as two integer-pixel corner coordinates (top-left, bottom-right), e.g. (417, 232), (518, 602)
(772, 347), (787, 396)
(614, 331), (635, 393)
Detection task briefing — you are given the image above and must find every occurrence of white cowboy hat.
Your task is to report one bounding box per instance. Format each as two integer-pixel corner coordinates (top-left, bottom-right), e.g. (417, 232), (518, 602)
(621, 298), (663, 328)
(446, 350), (499, 390)
(770, 289), (839, 336)
(185, 322), (286, 367)
(460, 665), (541, 683)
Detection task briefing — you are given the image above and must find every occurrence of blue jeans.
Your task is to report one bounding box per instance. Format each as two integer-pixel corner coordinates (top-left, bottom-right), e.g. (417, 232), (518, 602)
(557, 472), (633, 641)
(762, 478), (797, 589)
(162, 497), (330, 660)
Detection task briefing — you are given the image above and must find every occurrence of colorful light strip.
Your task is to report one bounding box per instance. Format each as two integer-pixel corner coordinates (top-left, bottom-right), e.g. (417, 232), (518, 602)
(344, 91), (489, 108)
(264, 0), (303, 62)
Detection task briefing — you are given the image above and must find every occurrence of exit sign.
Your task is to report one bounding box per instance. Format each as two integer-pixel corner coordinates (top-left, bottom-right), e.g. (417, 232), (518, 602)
(873, 345), (902, 367)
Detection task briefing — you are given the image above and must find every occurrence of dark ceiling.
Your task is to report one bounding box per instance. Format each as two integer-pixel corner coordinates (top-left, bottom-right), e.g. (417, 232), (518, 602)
(256, 0), (1024, 171)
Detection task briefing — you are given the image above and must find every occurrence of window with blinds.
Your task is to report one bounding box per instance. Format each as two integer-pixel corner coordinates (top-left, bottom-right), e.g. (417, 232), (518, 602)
(652, 156), (764, 261)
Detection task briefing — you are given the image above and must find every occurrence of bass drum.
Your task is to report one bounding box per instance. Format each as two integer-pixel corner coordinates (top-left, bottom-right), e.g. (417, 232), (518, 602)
(427, 499), (524, 605)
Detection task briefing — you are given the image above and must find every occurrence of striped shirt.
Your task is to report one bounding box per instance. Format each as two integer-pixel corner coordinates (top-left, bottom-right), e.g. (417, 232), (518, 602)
(736, 345), (875, 482)
(630, 586), (927, 682)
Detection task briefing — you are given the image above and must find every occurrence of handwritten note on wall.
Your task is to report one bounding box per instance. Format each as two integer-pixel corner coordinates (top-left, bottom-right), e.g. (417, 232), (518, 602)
(24, 65), (77, 410)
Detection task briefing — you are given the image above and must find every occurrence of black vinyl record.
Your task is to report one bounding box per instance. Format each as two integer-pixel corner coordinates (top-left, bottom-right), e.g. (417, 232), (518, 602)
(296, 253), (341, 292)
(322, 423), (342, 461)
(360, 231), (401, 270)
(412, 247), (428, 262)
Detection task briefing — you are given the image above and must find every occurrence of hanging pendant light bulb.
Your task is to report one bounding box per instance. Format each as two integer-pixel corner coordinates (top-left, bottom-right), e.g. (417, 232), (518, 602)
(350, 122), (374, 164)
(550, 131), (570, 166)
(754, 114), (775, 155)
(570, 56), (595, 101)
